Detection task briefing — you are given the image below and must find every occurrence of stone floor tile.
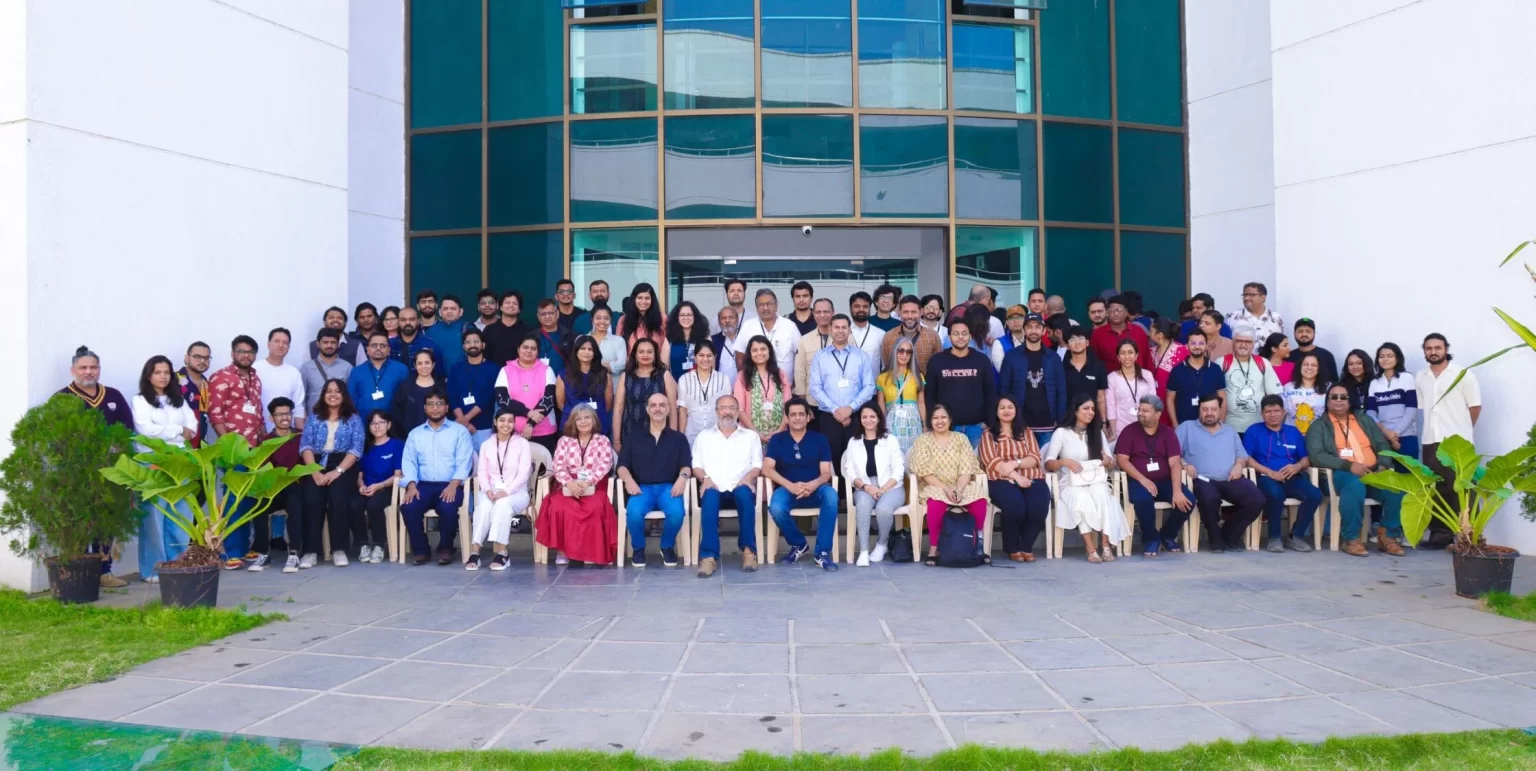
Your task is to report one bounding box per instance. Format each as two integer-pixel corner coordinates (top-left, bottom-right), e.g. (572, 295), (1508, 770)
(664, 674), (793, 713)
(1315, 617), (1466, 646)
(1401, 638), (1536, 675)
(1309, 647), (1479, 688)
(124, 684), (312, 733)
(1404, 678), (1536, 727)
(406, 634), (530, 667)
(306, 627), (453, 659)
(218, 622), (358, 652)
(1005, 638), (1135, 670)
(373, 704), (519, 750)
(885, 618), (986, 643)
(1224, 624), (1373, 655)
(684, 643), (790, 674)
(1253, 658), (1379, 694)
(130, 646), (288, 682)
(1242, 598), (1370, 623)
(1101, 634), (1236, 665)
(15, 676), (198, 721)
(944, 712), (1106, 752)
(1153, 607), (1287, 631)
(801, 715), (950, 755)
(643, 713), (794, 760)
(243, 694), (435, 745)
(921, 673), (1058, 712)
(295, 603), (413, 626)
(1056, 612), (1174, 637)
(1038, 668), (1193, 710)
(573, 641), (687, 673)
(516, 639), (591, 670)
(793, 618), (889, 644)
(901, 643), (1022, 673)
(1085, 705), (1253, 750)
(533, 671), (670, 711)
(1151, 660), (1313, 702)
(1334, 689), (1499, 733)
(796, 674), (927, 714)
(972, 616), (1089, 641)
(1189, 631), (1282, 660)
(493, 709), (652, 752)
(1489, 631), (1536, 653)
(1395, 607), (1535, 636)
(1214, 696), (1395, 740)
(372, 606), (507, 633)
(456, 669), (560, 706)
(339, 661), (500, 701)
(473, 614), (608, 639)
(603, 616), (700, 642)
(795, 645), (906, 674)
(226, 653), (389, 690)
(697, 618), (789, 644)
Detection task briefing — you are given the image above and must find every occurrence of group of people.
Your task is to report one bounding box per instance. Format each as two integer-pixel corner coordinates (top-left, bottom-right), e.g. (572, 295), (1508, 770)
(57, 276), (1483, 586)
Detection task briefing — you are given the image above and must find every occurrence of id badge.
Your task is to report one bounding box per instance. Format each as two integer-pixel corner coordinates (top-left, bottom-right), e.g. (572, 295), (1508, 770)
(1146, 461), (1161, 472)
(241, 404), (256, 414)
(1340, 448), (1355, 459)
(1190, 397), (1199, 406)
(493, 481), (508, 493)
(372, 389), (385, 400)
(836, 378), (850, 389)
(540, 357), (550, 367)
(463, 394), (476, 406)
(578, 468), (592, 483)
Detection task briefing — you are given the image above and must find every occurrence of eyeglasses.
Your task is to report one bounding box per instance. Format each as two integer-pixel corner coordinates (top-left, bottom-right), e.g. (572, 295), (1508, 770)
(556, 289), (574, 297)
(271, 411), (292, 418)
(188, 354), (210, 361)
(233, 349), (255, 355)
(1327, 395), (1351, 401)
(1241, 292), (1261, 298)
(368, 343), (389, 349)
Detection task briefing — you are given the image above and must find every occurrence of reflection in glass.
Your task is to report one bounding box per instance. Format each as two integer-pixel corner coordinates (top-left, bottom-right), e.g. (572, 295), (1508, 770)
(571, 23), (657, 114)
(1120, 231), (1187, 320)
(488, 0), (562, 120)
(1115, 0), (1183, 126)
(760, 0), (853, 107)
(858, 0), (946, 109)
(665, 0), (754, 109)
(956, 226), (1038, 311)
(1039, 0), (1110, 118)
(665, 116), (757, 219)
(860, 115), (948, 218)
(570, 119), (659, 222)
(955, 118), (1036, 221)
(572, 228), (661, 303)
(952, 23), (1032, 113)
(488, 123), (563, 227)
(490, 232), (565, 322)
(762, 115), (854, 217)
(410, 0), (480, 128)
(1046, 227), (1114, 316)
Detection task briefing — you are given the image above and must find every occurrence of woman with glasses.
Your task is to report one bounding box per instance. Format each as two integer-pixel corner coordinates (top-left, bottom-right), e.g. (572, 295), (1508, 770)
(665, 301), (711, 380)
(536, 404), (617, 566)
(876, 336), (925, 457)
(350, 410), (402, 565)
(380, 306), (401, 339)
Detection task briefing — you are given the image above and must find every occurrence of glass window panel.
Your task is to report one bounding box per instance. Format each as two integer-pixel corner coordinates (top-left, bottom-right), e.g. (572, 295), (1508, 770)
(488, 123), (563, 227)
(489, 232), (565, 324)
(665, 115), (756, 219)
(952, 23), (1033, 113)
(1042, 122), (1112, 223)
(410, 236), (481, 305)
(761, 0), (853, 108)
(955, 117), (1036, 220)
(860, 115), (948, 218)
(572, 227), (661, 305)
(570, 119), (658, 223)
(1039, 0), (1109, 119)
(858, 0), (947, 109)
(1045, 228), (1114, 319)
(956, 226), (1038, 312)
(1115, 0), (1183, 126)
(410, 131), (481, 231)
(1118, 128), (1186, 227)
(762, 115), (854, 217)
(664, 0), (755, 109)
(571, 23), (657, 114)
(488, 0), (562, 121)
(1120, 231), (1186, 319)
(959, 0), (1047, 8)
(410, 0), (481, 128)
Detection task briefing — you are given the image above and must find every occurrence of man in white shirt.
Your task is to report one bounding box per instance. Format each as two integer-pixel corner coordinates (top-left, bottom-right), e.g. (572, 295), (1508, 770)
(847, 292), (885, 366)
(691, 395), (762, 577)
(253, 327), (305, 430)
(1226, 282), (1284, 340)
(920, 294), (951, 347)
(1415, 333), (1481, 549)
(734, 288), (798, 375)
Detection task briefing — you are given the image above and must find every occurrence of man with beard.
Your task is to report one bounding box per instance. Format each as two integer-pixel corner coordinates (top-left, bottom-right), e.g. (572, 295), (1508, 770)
(787, 281), (818, 336)
(349, 332), (410, 416)
(1085, 297), (1108, 330)
(846, 291), (885, 365)
(1415, 333), (1480, 549)
(207, 335), (266, 568)
(881, 295), (942, 377)
(308, 306), (360, 362)
(390, 307), (444, 378)
(350, 303), (381, 364)
(423, 293), (466, 371)
(919, 294), (950, 347)
(990, 304), (1030, 369)
(1115, 395), (1195, 556)
(810, 314), (877, 470)
(474, 289), (499, 331)
(1287, 318), (1339, 385)
(301, 328), (352, 416)
(925, 318), (997, 448)
(573, 279), (610, 334)
(1178, 393), (1265, 553)
(1089, 295), (1154, 371)
(482, 290), (531, 365)
(449, 327), (499, 447)
(550, 278), (584, 332)
(1027, 288), (1048, 317)
(1221, 327), (1281, 435)
(691, 394), (763, 576)
(714, 279), (749, 335)
(998, 313), (1066, 446)
(1178, 293), (1231, 344)
(870, 284), (902, 331)
(58, 346), (133, 586)
(534, 298), (573, 377)
(1306, 383), (1405, 557)
(178, 340), (213, 445)
(399, 388), (475, 565)
(793, 298), (836, 418)
(711, 305), (742, 387)
(1060, 326), (1108, 426)
(1164, 330), (1228, 426)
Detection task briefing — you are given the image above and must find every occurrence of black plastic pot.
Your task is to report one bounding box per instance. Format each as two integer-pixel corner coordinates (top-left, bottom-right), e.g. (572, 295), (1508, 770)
(1452, 548), (1519, 598)
(158, 563), (221, 608)
(45, 555), (102, 604)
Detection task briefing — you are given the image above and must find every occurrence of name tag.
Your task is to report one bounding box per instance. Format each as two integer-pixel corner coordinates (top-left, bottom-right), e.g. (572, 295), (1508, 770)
(836, 378), (850, 389)
(1085, 375), (1096, 381)
(1341, 448), (1355, 459)
(372, 390), (385, 400)
(539, 357), (550, 366)
(242, 404), (256, 414)
(493, 481), (508, 492)
(1191, 397), (1199, 406)
(463, 395), (476, 406)
(1146, 461), (1161, 472)
(1282, 444), (1296, 450)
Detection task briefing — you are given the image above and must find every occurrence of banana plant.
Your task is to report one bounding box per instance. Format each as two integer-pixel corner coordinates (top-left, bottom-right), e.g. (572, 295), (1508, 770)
(1436, 240), (1536, 399)
(99, 432), (318, 556)
(1362, 434), (1536, 549)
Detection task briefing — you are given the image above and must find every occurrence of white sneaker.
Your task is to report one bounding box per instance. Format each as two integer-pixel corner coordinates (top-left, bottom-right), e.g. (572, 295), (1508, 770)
(856, 551), (870, 567)
(247, 554), (269, 572)
(555, 552), (569, 565)
(299, 553), (318, 569)
(332, 551), (349, 567)
(870, 543), (887, 563)
(371, 545), (386, 563)
(283, 554), (300, 573)
(145, 575), (159, 584)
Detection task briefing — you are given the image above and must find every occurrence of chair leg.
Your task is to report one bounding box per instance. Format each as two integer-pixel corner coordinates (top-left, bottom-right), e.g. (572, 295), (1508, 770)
(322, 520), (331, 561)
(766, 519), (779, 564)
(1329, 495), (1341, 552)
(385, 509), (398, 563)
(459, 508), (472, 564)
(616, 508), (628, 568)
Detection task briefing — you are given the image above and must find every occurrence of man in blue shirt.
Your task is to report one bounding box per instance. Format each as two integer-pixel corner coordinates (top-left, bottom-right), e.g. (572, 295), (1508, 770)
(763, 398), (839, 571)
(1176, 393), (1265, 553)
(999, 312), (1067, 445)
(1243, 396), (1320, 553)
(809, 314), (876, 471)
(390, 307), (444, 378)
(617, 392), (692, 568)
(1164, 330), (1228, 426)
(420, 291), (466, 371)
(399, 388), (475, 565)
(1177, 293), (1232, 343)
(448, 327), (499, 447)
(533, 299), (572, 377)
(349, 332), (410, 416)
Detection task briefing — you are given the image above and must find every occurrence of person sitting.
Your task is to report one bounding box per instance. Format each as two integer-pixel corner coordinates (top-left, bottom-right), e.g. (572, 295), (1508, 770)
(1044, 393), (1130, 563)
(1306, 383), (1406, 557)
(980, 396), (1052, 562)
(1177, 393), (1265, 553)
(399, 387), (475, 565)
(691, 395), (763, 577)
(1114, 394), (1195, 557)
(351, 410), (402, 565)
(762, 398), (840, 571)
(841, 402), (906, 567)
(465, 410), (532, 571)
(535, 404), (617, 566)
(908, 403), (990, 567)
(1244, 395), (1319, 553)
(298, 379), (364, 567)
(617, 392), (692, 567)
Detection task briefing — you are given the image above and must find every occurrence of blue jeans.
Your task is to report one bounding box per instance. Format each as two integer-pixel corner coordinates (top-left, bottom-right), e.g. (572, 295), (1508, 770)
(698, 484), (758, 561)
(625, 483), (686, 550)
(956, 424), (984, 449)
(769, 484), (839, 555)
(1255, 474), (1321, 539)
(399, 481), (463, 558)
(1125, 476), (1195, 547)
(1334, 469), (1404, 541)
(138, 498), (192, 579)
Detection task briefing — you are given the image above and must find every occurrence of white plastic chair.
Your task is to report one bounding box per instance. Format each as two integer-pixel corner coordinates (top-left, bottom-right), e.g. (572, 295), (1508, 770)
(616, 478), (694, 567)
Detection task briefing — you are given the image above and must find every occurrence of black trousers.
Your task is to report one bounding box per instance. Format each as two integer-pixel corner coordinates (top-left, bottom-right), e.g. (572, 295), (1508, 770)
(301, 455), (357, 555)
(349, 489), (392, 548)
(253, 487), (300, 555)
(1421, 442), (1456, 537)
(988, 479), (1052, 554)
(1192, 478), (1265, 544)
(818, 409), (857, 473)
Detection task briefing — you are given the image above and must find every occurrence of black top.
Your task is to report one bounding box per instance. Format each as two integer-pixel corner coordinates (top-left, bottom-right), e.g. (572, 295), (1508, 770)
(863, 438), (879, 478)
(1062, 353), (1109, 401)
(923, 348), (997, 427)
(558, 307), (585, 332)
(618, 425), (693, 485)
(787, 312), (819, 336)
(483, 319), (532, 366)
(1288, 345), (1339, 385)
(1017, 347), (1054, 429)
(392, 378), (443, 433)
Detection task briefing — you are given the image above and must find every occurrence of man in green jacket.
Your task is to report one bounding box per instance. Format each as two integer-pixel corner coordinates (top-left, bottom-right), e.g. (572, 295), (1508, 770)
(1305, 383), (1405, 557)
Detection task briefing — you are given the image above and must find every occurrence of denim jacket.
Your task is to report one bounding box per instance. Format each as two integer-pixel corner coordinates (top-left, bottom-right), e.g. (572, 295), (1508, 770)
(299, 413), (365, 464)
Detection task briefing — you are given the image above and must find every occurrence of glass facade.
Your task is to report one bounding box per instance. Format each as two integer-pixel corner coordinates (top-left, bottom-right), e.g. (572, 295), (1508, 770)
(408, 0), (1188, 317)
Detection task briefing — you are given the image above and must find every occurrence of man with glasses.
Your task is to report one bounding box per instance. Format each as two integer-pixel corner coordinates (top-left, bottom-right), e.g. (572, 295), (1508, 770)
(534, 298), (573, 376)
(1227, 282), (1284, 340)
(473, 289), (499, 332)
(881, 295), (943, 377)
(1306, 383), (1405, 557)
(349, 331), (410, 416)
(793, 298), (836, 418)
(178, 341), (213, 446)
(399, 388), (475, 565)
(1222, 327), (1282, 435)
(734, 288), (799, 375)
(870, 284), (903, 331)
(249, 396), (302, 572)
(554, 279), (585, 332)
(207, 335), (266, 568)
(1089, 294), (1154, 371)
(301, 328), (352, 415)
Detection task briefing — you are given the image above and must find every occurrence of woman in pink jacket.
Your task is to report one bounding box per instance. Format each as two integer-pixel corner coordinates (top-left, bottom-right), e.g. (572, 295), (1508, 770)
(1104, 340), (1158, 441)
(466, 410), (532, 571)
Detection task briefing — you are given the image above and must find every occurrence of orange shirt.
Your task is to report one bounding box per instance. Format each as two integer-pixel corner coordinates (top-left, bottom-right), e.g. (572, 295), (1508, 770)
(1330, 414), (1376, 467)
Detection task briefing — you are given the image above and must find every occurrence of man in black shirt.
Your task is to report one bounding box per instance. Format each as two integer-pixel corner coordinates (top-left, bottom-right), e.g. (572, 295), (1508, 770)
(617, 392), (692, 568)
(999, 313), (1066, 445)
(924, 317), (996, 448)
(554, 279), (585, 332)
(1287, 317), (1339, 384)
(787, 281), (818, 336)
(482, 291), (531, 366)
(1060, 326), (1108, 429)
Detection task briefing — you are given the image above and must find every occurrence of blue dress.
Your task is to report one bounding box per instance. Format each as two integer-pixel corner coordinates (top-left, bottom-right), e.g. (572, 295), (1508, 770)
(668, 340), (698, 380)
(561, 369), (613, 438)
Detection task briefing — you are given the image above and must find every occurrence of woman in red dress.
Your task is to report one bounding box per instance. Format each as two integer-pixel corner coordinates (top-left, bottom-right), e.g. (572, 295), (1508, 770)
(535, 403), (617, 566)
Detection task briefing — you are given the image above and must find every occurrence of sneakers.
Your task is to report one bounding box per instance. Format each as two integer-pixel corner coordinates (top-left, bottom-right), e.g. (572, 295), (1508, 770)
(223, 557), (244, 571)
(856, 550), (870, 567)
(555, 552), (569, 566)
(781, 543), (809, 564)
(465, 554), (481, 571)
(869, 543), (887, 563)
(632, 548), (647, 568)
(373, 545), (386, 563)
(1205, 534), (1226, 554)
(243, 551), (261, 561)
(814, 552), (840, 571)
(1266, 537), (1285, 554)
(144, 575), (159, 584)
(696, 557), (717, 578)
(662, 548), (679, 568)
(741, 547), (758, 572)
(299, 553), (318, 569)
(332, 551), (349, 567)
(1284, 536), (1314, 553)
(100, 573), (128, 589)
(491, 553), (509, 571)
(283, 554), (300, 573)
(248, 554), (270, 572)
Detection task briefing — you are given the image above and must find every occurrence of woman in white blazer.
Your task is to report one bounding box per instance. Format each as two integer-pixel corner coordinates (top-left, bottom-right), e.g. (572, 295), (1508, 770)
(842, 403), (906, 566)
(130, 355), (201, 582)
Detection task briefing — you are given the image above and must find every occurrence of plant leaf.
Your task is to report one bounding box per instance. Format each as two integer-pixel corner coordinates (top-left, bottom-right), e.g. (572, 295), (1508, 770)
(1497, 239), (1536, 267)
(1435, 436), (1481, 493)
(1398, 491), (1438, 546)
(1361, 469), (1428, 496)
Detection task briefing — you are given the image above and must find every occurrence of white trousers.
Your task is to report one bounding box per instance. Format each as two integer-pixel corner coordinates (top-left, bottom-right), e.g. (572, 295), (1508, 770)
(472, 489), (530, 547)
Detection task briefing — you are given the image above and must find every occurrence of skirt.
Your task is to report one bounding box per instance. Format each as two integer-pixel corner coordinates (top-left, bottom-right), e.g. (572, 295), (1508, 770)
(535, 483), (617, 565)
(887, 402), (922, 458)
(1055, 477), (1132, 543)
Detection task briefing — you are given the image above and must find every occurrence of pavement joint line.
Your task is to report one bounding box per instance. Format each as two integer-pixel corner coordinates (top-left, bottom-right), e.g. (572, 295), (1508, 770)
(476, 615), (622, 752)
(979, 616), (1118, 749)
(787, 619), (802, 753)
(880, 618), (957, 750)
(638, 617), (707, 752)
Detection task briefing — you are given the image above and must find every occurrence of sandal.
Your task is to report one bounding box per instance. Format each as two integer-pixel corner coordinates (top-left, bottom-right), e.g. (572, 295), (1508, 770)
(1142, 540), (1161, 558)
(1164, 541), (1183, 554)
(1101, 544), (1116, 563)
(1087, 550), (1103, 564)
(924, 553), (938, 567)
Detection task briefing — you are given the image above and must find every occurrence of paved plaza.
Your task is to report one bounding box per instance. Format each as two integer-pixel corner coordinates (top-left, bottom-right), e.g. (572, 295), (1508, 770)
(17, 547), (1536, 759)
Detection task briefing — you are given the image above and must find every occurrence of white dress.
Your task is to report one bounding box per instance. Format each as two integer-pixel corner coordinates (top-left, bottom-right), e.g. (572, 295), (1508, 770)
(1043, 427), (1131, 542)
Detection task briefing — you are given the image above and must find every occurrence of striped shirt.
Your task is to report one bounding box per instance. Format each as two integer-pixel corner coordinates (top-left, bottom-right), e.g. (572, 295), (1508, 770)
(979, 428), (1046, 482)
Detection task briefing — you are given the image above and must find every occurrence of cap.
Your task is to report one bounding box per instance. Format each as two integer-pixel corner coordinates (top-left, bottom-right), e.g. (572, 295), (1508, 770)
(1024, 312), (1046, 326)
(1006, 304), (1028, 319)
(1294, 317), (1316, 330)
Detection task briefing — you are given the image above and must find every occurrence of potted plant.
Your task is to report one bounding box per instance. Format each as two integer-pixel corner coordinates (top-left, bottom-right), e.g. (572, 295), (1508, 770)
(0, 395), (138, 603)
(100, 432), (315, 607)
(1364, 435), (1536, 597)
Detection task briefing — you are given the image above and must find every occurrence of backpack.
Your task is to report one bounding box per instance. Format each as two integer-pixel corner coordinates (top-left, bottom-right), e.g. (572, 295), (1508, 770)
(936, 506), (983, 568)
(888, 528), (915, 563)
(1220, 355), (1267, 374)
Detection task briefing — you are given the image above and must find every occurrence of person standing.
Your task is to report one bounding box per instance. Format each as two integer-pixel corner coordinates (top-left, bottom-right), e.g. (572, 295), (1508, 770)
(1260, 333), (1295, 385)
(1306, 383), (1406, 557)
(1177, 394), (1265, 553)
(554, 279), (586, 332)
(1060, 327), (1109, 429)
(990, 304), (1027, 369)
(390, 307), (444, 378)
(870, 284), (903, 331)
(1288, 318), (1339, 384)
(130, 355), (198, 582)
(793, 298), (835, 419)
(1177, 294), (1230, 343)
(809, 314), (877, 471)
(297, 380), (363, 567)
(787, 280), (818, 336)
(473, 289), (499, 332)
(533, 299), (573, 378)
(399, 388), (475, 565)
(617, 392), (693, 568)
(733, 288), (799, 376)
(763, 398), (840, 571)
(301, 328), (353, 416)
(664, 301), (711, 380)
(423, 293), (467, 372)
(1227, 282), (1284, 340)
(483, 291), (532, 366)
(1085, 297), (1108, 330)
(1281, 352), (1328, 434)
(675, 344), (732, 445)
(1367, 342), (1419, 464)
(1114, 395), (1195, 557)
(734, 336), (791, 443)
(1163, 330), (1228, 427)
(1149, 319), (1189, 412)
(61, 346), (133, 429)
(465, 411), (532, 571)
(981, 396), (1052, 562)
(614, 338), (677, 453)
(348, 332), (410, 418)
(572, 279), (610, 335)
(308, 306), (361, 363)
(1089, 295), (1155, 371)
(711, 305), (742, 388)
(1199, 311), (1235, 362)
(876, 336), (926, 457)
(178, 341), (213, 446)
(589, 305), (627, 377)
(558, 335), (614, 439)
(1415, 333), (1480, 549)
(254, 328), (306, 431)
(1221, 328), (1282, 435)
(691, 395), (763, 576)
(1245, 396), (1319, 553)
(449, 327), (499, 447)
(619, 283), (668, 352)
(348, 303), (381, 364)
(716, 278), (749, 335)
(925, 318), (997, 448)
(1104, 340), (1158, 442)
(392, 349), (445, 433)
(207, 336), (266, 568)
(998, 312), (1067, 446)
(881, 295), (943, 377)
(919, 294), (951, 347)
(847, 292), (885, 364)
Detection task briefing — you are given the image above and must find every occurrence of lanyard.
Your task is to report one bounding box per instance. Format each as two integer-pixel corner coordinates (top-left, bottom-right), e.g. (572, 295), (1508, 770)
(370, 362), (386, 390)
(830, 348), (851, 377)
(1140, 427), (1159, 464)
(1121, 370), (1141, 401)
(1333, 415), (1354, 445)
(1235, 359), (1252, 385)
(853, 325), (871, 349)
(494, 437), (512, 478)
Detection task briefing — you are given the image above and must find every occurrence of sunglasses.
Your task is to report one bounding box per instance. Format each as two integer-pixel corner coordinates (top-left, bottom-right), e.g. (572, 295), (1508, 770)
(1327, 395), (1351, 401)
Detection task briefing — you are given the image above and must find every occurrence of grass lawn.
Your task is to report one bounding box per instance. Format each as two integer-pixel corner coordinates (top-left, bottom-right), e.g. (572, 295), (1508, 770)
(340, 731), (1536, 770)
(1483, 590), (1536, 622)
(0, 588), (276, 710)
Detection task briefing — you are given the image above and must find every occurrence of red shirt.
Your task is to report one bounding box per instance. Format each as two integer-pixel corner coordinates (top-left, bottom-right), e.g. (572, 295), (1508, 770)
(1113, 423), (1180, 483)
(1090, 323), (1154, 372)
(207, 364), (265, 447)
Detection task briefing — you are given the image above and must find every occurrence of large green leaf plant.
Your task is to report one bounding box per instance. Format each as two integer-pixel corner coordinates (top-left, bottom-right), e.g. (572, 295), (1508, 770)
(99, 432), (317, 562)
(1363, 435), (1536, 551)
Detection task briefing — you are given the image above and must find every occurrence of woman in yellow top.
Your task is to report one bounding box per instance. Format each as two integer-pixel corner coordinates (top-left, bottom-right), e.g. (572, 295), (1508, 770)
(876, 336), (926, 457)
(907, 404), (989, 566)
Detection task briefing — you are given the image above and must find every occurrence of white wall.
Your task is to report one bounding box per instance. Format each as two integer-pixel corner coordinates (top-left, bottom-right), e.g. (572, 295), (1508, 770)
(1270, 0), (1536, 550)
(348, 0), (405, 310)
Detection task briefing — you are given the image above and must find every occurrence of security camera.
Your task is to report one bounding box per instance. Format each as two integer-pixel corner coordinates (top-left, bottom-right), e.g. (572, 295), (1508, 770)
(801, 225), (814, 237)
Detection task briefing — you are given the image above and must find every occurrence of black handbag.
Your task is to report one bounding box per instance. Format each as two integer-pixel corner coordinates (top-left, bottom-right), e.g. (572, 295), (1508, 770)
(888, 528), (915, 563)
